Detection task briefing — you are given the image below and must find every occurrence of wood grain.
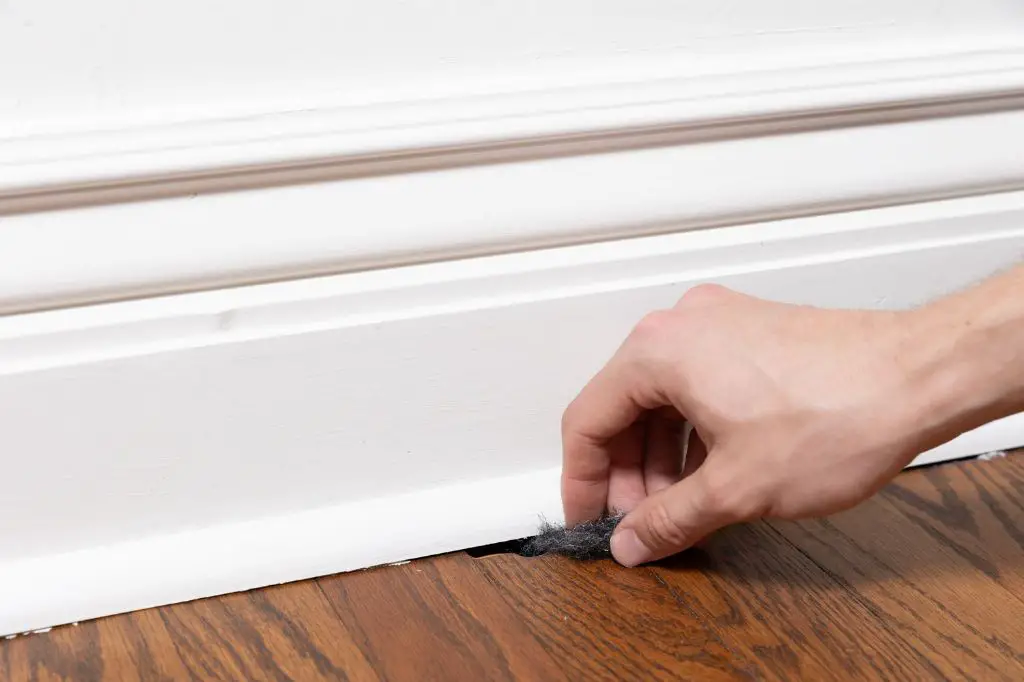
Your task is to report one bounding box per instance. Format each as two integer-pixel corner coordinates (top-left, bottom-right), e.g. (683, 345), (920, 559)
(317, 552), (756, 681)
(651, 521), (939, 681)
(0, 581), (378, 682)
(769, 454), (1024, 680)
(3, 454), (1024, 681)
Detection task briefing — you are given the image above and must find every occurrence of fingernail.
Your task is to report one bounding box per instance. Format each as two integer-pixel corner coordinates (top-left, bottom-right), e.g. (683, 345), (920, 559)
(610, 529), (650, 567)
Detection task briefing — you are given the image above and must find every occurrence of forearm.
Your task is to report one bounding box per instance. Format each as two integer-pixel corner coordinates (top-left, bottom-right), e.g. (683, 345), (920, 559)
(905, 263), (1024, 453)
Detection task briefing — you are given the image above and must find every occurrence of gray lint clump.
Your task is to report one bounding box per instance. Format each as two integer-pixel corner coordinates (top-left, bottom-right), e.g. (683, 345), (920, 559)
(520, 513), (625, 560)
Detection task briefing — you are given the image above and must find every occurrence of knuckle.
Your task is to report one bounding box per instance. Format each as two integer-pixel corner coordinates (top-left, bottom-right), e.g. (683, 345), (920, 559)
(631, 309), (674, 341)
(676, 282), (729, 308)
(697, 479), (729, 517)
(701, 470), (767, 522)
(642, 500), (692, 550)
(560, 398), (581, 437)
(621, 311), (677, 374)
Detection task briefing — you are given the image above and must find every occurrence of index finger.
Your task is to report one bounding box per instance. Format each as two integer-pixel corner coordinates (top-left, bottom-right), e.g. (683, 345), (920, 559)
(560, 346), (670, 525)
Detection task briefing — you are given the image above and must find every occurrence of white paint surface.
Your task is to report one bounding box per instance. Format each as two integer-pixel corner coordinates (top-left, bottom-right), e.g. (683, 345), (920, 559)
(5, 109), (1024, 315)
(4, 0), (1023, 139)
(0, 466), (563, 638)
(3, 2), (1024, 313)
(2, 0), (1024, 637)
(1, 192), (1023, 634)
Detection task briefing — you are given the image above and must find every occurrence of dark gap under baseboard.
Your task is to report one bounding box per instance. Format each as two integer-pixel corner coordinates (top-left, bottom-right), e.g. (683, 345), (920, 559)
(464, 537), (531, 558)
(464, 513), (624, 560)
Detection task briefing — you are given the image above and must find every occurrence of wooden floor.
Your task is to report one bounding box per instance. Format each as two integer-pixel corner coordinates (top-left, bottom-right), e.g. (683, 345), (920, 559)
(4, 454), (1024, 681)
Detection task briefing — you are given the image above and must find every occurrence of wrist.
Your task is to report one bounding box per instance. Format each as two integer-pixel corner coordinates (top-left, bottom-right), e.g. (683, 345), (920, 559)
(897, 292), (1024, 455)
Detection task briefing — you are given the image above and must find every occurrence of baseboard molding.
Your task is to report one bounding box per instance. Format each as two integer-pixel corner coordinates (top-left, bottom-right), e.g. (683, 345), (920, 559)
(4, 36), (1024, 314)
(8, 105), (1024, 316)
(2, 413), (1020, 638)
(0, 467), (564, 639)
(2, 192), (1024, 635)
(7, 48), (1024, 195)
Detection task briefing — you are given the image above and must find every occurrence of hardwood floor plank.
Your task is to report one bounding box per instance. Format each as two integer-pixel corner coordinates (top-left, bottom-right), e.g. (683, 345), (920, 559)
(1, 622), (108, 682)
(317, 551), (757, 681)
(0, 581), (378, 682)
(650, 521), (941, 681)
(880, 454), (1024, 591)
(768, 454), (1024, 680)
(319, 557), (561, 682)
(473, 553), (758, 681)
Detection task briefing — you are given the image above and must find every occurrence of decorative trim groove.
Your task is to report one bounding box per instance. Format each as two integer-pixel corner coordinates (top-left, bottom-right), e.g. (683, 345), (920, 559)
(5, 106), (1024, 315)
(5, 49), (1024, 196)
(2, 192), (1023, 635)
(3, 42), (1024, 314)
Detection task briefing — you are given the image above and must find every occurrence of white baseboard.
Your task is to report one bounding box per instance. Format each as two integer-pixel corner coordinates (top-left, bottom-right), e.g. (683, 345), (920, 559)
(4, 34), (1024, 314)
(7, 105), (1024, 316)
(2, 191), (1024, 635)
(0, 467), (564, 640)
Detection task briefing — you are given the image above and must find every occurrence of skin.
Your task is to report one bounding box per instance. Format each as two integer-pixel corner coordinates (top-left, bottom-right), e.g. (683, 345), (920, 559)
(560, 263), (1024, 567)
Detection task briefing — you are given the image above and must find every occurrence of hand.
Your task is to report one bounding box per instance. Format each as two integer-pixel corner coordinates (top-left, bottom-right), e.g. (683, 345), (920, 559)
(560, 283), (947, 567)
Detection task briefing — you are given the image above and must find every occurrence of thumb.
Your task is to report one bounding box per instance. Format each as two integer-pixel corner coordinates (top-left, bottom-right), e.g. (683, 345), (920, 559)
(610, 463), (748, 567)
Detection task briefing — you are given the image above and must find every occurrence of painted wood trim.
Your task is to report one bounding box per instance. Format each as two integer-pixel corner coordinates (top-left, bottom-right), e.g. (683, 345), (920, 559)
(5, 106), (1024, 315)
(3, 408), (1020, 638)
(4, 40), (1024, 315)
(5, 48), (1024, 195)
(2, 191), (1024, 635)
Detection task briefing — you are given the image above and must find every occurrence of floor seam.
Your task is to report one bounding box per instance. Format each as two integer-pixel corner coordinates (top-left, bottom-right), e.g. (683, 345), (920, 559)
(312, 578), (350, 628)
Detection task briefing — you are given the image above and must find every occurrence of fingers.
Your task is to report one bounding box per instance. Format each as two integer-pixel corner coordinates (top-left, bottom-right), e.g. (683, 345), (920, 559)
(607, 422), (648, 514)
(561, 360), (646, 525)
(642, 416), (684, 496)
(610, 456), (760, 567)
(561, 317), (675, 525)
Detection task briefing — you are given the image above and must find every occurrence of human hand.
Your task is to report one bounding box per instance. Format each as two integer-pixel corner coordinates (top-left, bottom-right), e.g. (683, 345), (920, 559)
(560, 283), (949, 567)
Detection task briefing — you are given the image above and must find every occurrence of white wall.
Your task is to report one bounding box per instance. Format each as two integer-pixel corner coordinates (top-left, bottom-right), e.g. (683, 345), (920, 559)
(3, 0), (1024, 137)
